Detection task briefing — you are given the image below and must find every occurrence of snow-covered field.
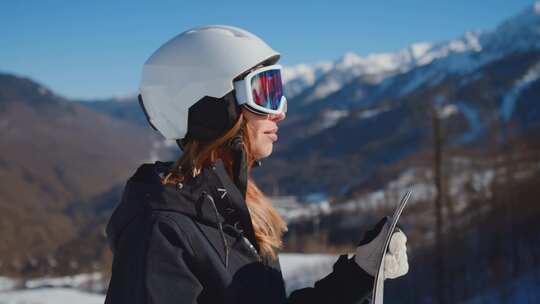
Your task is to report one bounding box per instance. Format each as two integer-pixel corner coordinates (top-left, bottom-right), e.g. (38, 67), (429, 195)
(0, 253), (338, 304)
(280, 253), (338, 294)
(0, 288), (105, 304)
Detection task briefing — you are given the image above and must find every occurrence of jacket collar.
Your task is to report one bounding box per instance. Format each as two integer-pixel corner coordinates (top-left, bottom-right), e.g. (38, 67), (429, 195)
(106, 159), (260, 255)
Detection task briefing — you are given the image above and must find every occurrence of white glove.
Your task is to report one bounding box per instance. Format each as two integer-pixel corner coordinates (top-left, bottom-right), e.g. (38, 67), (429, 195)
(354, 217), (409, 279)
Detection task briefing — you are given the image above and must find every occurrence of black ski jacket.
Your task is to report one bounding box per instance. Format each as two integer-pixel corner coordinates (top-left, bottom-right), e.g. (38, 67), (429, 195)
(104, 159), (373, 304)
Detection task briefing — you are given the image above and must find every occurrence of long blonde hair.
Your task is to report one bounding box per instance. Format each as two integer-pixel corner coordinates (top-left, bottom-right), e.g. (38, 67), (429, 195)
(161, 114), (288, 261)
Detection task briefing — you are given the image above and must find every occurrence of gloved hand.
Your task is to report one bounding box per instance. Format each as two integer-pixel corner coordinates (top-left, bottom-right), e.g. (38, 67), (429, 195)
(354, 217), (409, 279)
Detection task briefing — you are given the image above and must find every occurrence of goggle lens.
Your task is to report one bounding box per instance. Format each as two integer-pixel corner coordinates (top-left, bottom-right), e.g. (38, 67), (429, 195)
(250, 69), (284, 111)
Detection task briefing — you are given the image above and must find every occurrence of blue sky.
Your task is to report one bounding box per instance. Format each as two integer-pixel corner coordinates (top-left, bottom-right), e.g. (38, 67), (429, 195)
(0, 0), (535, 99)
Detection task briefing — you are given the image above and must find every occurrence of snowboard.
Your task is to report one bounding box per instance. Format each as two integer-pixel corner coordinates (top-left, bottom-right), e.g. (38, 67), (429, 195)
(371, 189), (412, 304)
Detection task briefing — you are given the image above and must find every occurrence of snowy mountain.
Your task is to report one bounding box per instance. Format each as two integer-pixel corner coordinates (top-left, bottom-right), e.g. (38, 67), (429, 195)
(285, 32), (483, 105)
(254, 2), (540, 197)
(304, 1), (540, 119)
(285, 1), (540, 107)
(295, 45), (432, 104)
(282, 62), (333, 98)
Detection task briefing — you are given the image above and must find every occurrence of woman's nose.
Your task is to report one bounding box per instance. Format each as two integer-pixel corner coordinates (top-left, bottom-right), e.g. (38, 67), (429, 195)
(269, 111), (286, 122)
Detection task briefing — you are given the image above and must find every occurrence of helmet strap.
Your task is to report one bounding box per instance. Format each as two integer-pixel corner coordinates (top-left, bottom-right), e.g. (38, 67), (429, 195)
(225, 127), (262, 253)
(227, 129), (248, 199)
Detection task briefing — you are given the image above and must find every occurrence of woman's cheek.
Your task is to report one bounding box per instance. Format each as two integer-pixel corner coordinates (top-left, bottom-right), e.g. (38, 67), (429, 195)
(252, 132), (273, 159)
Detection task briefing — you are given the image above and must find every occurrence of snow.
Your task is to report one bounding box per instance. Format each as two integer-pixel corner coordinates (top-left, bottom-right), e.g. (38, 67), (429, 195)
(272, 195), (332, 223)
(282, 62), (333, 97)
(394, 33), (495, 97)
(355, 106), (390, 120)
(409, 42), (433, 59)
(280, 253), (337, 277)
(23, 273), (103, 291)
(279, 253), (338, 294)
(318, 109), (349, 131)
(300, 41), (455, 102)
(439, 104), (459, 119)
(360, 48), (424, 73)
(464, 31), (483, 52)
(336, 168), (436, 212)
(409, 31), (483, 68)
(0, 288), (105, 304)
(452, 169), (496, 212)
(334, 157), (503, 218)
(500, 61), (540, 122)
(337, 52), (363, 68)
(0, 277), (18, 292)
(310, 78), (342, 101)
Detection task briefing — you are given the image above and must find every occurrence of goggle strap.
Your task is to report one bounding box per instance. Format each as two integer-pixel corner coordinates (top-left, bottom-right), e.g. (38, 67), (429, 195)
(233, 80), (249, 106)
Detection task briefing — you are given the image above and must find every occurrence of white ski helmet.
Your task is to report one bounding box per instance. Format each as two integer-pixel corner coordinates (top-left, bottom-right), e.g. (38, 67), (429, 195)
(138, 25), (280, 141)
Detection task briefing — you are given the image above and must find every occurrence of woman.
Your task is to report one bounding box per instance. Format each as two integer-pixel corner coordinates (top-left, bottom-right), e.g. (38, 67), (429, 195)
(104, 25), (409, 304)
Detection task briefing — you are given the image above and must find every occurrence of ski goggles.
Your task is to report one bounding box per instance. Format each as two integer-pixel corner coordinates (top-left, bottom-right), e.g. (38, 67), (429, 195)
(233, 64), (287, 115)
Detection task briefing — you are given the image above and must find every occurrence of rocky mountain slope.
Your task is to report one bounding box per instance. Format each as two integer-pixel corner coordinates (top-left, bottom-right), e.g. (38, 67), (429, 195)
(0, 73), (172, 274)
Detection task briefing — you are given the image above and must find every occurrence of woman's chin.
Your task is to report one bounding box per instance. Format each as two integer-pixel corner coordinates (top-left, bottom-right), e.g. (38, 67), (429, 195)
(253, 144), (273, 159)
